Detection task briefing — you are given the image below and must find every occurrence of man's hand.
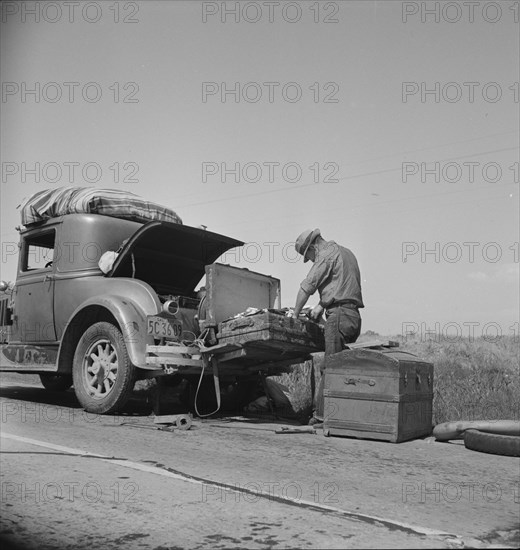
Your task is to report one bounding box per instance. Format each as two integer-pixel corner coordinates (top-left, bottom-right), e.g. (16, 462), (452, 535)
(309, 304), (324, 321)
(285, 309), (296, 318)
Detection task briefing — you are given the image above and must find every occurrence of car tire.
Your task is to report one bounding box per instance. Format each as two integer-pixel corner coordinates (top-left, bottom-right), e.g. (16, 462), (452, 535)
(39, 373), (73, 392)
(72, 321), (135, 414)
(433, 420), (520, 441)
(464, 429), (520, 457)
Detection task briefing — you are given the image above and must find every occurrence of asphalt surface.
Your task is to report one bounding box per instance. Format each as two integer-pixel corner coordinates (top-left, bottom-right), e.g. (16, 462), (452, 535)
(1, 373), (519, 550)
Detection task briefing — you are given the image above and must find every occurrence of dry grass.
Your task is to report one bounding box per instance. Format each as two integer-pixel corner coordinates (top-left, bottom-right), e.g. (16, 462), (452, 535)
(271, 355), (323, 422)
(397, 334), (519, 424)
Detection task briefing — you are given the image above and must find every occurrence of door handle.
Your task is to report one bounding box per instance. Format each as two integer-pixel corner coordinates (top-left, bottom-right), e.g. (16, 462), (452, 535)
(43, 274), (54, 282)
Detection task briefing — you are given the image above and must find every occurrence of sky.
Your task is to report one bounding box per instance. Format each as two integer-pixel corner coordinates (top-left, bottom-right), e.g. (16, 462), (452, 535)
(1, 0), (519, 337)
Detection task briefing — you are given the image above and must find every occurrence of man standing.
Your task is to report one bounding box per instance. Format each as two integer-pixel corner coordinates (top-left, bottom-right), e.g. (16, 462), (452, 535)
(289, 228), (364, 424)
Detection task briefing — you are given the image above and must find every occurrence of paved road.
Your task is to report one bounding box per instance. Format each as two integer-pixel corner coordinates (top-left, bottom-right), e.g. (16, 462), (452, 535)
(1, 373), (518, 549)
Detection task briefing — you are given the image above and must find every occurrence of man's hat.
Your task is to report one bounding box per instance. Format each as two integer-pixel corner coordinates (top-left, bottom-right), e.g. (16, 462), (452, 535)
(295, 228), (321, 263)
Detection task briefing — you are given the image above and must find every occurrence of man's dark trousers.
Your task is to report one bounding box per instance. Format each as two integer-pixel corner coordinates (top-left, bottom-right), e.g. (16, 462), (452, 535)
(314, 306), (361, 422)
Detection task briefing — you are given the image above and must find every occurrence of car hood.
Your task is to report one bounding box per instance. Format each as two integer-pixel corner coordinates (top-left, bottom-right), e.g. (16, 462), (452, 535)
(108, 221), (243, 294)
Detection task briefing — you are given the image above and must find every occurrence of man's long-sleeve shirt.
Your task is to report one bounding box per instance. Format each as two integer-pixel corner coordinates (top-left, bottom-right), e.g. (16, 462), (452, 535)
(300, 240), (364, 309)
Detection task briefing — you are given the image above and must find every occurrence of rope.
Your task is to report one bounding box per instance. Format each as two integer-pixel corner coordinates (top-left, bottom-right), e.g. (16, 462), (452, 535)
(194, 356), (221, 418)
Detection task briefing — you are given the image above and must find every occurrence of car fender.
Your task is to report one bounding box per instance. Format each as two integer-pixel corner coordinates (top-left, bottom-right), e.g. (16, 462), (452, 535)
(58, 293), (157, 369)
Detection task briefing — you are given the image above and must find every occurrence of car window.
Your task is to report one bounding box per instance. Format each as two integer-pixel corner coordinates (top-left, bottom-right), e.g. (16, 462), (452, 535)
(22, 230), (56, 271)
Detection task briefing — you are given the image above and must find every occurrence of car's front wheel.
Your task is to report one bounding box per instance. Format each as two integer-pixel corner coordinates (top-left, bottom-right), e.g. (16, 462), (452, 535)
(72, 321), (135, 414)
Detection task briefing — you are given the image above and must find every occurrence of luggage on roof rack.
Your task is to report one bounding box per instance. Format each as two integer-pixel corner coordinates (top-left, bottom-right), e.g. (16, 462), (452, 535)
(19, 186), (182, 226)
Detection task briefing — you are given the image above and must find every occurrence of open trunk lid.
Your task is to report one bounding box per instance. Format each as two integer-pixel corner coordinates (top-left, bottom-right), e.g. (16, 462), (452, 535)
(108, 221), (243, 295)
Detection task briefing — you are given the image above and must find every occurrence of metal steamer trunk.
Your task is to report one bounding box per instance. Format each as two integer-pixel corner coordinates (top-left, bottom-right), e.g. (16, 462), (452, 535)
(323, 348), (434, 443)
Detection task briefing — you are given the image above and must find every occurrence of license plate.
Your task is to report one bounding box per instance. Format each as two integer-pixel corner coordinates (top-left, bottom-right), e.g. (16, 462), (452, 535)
(147, 316), (182, 340)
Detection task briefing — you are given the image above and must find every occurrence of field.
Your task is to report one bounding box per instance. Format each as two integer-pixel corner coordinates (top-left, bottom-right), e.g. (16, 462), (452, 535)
(272, 333), (520, 426)
(398, 333), (519, 424)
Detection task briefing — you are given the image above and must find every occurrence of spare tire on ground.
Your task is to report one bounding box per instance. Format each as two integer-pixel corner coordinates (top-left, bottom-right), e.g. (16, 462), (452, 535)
(464, 429), (520, 457)
(433, 420), (520, 441)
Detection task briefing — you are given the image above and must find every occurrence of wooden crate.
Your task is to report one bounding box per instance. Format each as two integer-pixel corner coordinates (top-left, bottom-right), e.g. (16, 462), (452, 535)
(323, 348), (433, 443)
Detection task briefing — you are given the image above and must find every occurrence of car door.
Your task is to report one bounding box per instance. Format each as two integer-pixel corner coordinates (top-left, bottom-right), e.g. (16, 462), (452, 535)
(13, 227), (57, 343)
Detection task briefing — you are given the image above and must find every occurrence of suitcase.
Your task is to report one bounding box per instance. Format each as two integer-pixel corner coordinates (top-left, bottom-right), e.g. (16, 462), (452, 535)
(323, 348), (434, 443)
(217, 312), (325, 357)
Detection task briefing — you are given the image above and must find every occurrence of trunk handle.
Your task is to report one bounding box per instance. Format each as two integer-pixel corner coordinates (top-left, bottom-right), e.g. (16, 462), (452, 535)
(344, 377), (376, 386)
(229, 318), (255, 330)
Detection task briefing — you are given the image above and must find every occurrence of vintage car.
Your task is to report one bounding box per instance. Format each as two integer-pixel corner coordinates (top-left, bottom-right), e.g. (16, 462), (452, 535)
(0, 209), (324, 414)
